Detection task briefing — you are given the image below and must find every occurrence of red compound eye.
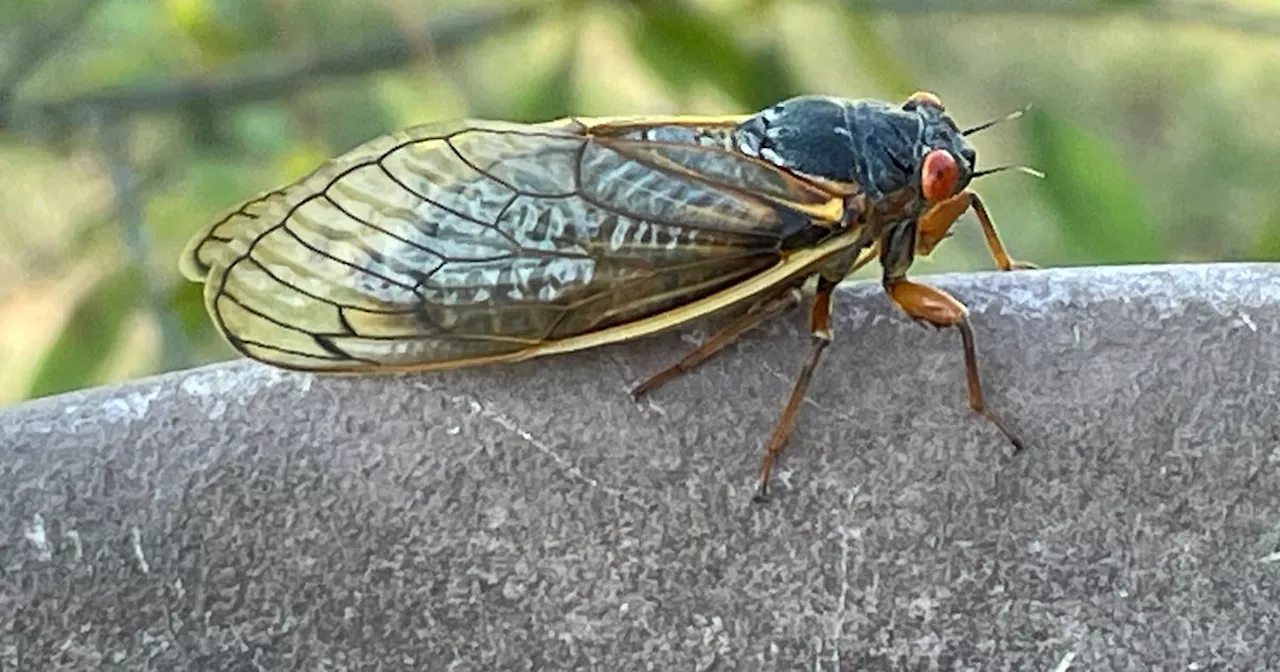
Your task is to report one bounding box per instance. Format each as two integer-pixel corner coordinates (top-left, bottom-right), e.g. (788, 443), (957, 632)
(921, 149), (958, 202)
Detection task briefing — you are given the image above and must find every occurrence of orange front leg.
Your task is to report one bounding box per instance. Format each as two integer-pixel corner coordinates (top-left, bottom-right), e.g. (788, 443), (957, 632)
(915, 190), (1036, 272)
(884, 279), (1025, 454)
(914, 191), (972, 257)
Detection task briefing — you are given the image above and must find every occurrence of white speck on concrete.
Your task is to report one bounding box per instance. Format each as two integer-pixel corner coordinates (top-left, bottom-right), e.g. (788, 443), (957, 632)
(25, 514), (52, 562)
(179, 363), (307, 419)
(772, 467), (794, 492)
(1238, 312), (1258, 332)
(1259, 551), (1280, 563)
(100, 386), (161, 424)
(641, 395), (668, 417)
(826, 499), (858, 671)
(440, 389), (617, 495)
(1052, 650), (1077, 672)
(66, 529), (83, 561)
(131, 526), (150, 574)
(13, 419), (54, 435)
(680, 328), (707, 348)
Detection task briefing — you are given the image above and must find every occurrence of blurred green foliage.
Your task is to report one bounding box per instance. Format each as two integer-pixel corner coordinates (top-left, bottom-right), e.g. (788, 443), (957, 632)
(1, 0), (1278, 403)
(24, 265), (141, 399)
(1024, 108), (1163, 264)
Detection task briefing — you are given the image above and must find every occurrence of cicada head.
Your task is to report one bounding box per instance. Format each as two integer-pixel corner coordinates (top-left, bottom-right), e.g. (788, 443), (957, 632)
(900, 91), (979, 204)
(733, 92), (978, 207)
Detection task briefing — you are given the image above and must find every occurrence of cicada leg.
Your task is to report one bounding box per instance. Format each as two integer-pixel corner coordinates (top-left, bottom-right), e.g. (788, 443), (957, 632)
(915, 190), (1036, 271)
(882, 218), (1024, 455)
(884, 280), (1024, 452)
(752, 276), (838, 502)
(631, 285), (805, 399)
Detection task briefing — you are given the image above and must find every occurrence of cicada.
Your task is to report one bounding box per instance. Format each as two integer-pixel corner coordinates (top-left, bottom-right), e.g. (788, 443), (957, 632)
(180, 90), (1037, 501)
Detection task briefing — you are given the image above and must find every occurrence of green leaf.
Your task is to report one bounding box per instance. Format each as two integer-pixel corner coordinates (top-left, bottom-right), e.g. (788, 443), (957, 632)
(312, 82), (397, 154)
(630, 0), (763, 109)
(1252, 202), (1280, 262)
(508, 36), (578, 122)
(744, 42), (801, 109)
(163, 276), (244, 364)
(1099, 0), (1154, 7)
(841, 9), (915, 99)
(25, 267), (143, 400)
(228, 105), (298, 156)
(167, 276), (212, 339)
(1022, 108), (1163, 264)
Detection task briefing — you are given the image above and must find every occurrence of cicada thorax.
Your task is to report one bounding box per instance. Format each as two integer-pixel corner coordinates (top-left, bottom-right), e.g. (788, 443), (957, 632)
(733, 92), (987, 285)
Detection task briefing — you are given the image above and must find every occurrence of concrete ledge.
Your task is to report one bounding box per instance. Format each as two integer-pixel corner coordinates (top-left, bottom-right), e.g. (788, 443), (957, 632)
(3, 263), (1279, 670)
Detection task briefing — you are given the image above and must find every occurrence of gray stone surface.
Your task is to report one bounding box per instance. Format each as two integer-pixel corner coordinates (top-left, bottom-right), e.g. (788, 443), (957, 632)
(2, 262), (1279, 671)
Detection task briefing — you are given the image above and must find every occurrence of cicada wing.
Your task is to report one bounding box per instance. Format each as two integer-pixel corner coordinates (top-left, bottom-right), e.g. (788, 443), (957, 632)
(180, 117), (849, 373)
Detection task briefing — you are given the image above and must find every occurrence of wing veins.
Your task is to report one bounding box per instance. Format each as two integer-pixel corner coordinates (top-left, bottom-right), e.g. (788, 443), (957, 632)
(238, 253), (440, 315)
(444, 136), (576, 199)
(319, 191), (471, 263)
(593, 265), (765, 325)
(536, 249), (775, 340)
(203, 127), (589, 289)
(215, 288), (333, 340)
(570, 137), (796, 241)
(234, 336), (378, 367)
(366, 160), (639, 268)
(275, 217), (423, 296)
(314, 324), (543, 345)
(214, 161), (436, 316)
(217, 127), (576, 293)
(199, 192), (274, 242)
(599, 137), (827, 199)
(596, 136), (858, 212)
(372, 159), (529, 253)
(216, 286), (363, 363)
(570, 187), (784, 243)
(312, 334), (357, 360)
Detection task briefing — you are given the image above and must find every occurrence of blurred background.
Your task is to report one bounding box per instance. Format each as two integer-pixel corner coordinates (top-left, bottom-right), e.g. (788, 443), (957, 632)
(1, 0), (1277, 405)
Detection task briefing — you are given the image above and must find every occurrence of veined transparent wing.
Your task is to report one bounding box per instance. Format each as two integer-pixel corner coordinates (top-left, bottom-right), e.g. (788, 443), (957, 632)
(179, 117), (855, 372)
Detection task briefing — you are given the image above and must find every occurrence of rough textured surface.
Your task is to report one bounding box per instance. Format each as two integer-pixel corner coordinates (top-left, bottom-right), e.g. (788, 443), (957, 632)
(2, 262), (1279, 671)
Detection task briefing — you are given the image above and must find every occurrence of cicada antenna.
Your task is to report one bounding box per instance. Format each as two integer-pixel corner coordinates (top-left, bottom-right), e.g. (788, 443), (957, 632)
(962, 103), (1033, 136)
(972, 164), (1045, 180)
